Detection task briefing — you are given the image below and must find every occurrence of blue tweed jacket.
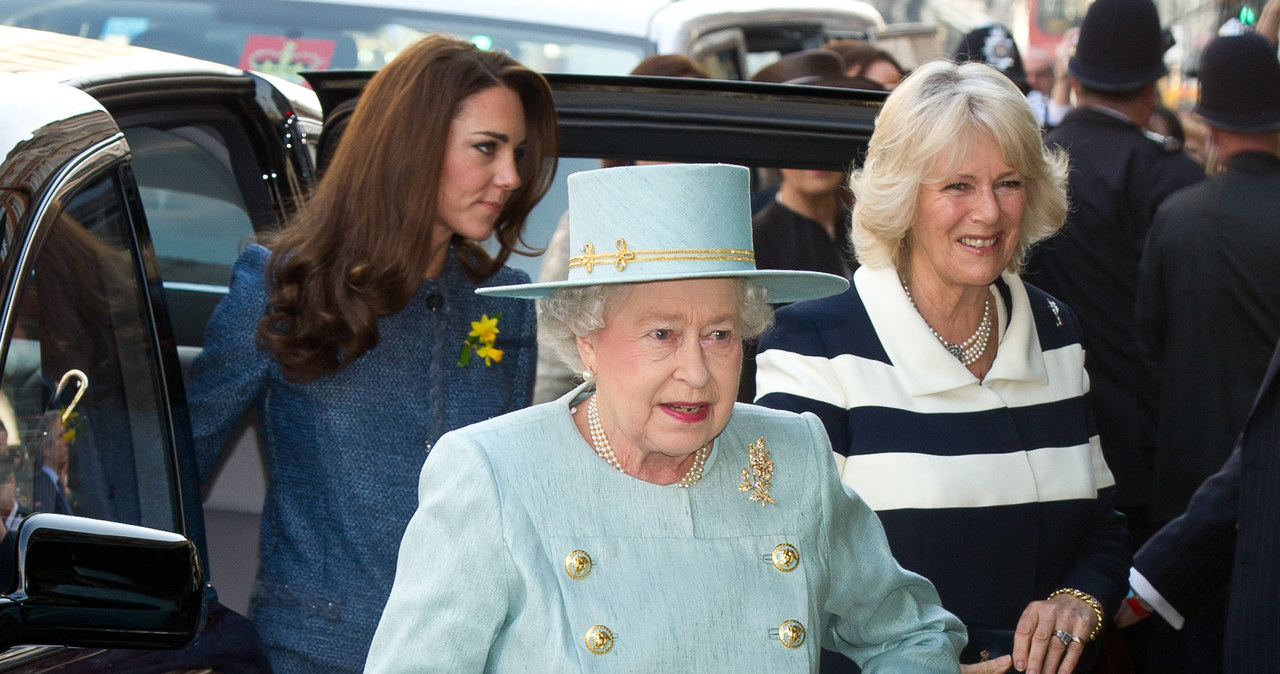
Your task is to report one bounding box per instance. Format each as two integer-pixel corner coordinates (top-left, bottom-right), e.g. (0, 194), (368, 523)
(187, 244), (536, 673)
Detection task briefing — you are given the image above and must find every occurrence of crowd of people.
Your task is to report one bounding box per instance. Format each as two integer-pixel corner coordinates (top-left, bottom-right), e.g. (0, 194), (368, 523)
(171, 0), (1280, 671)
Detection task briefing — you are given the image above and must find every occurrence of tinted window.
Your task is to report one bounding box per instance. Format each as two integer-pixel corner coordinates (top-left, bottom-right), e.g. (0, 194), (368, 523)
(123, 123), (258, 347)
(1, 171), (178, 572)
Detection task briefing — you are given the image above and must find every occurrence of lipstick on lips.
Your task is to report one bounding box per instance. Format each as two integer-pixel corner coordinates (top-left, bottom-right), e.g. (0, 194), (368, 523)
(663, 402), (709, 423)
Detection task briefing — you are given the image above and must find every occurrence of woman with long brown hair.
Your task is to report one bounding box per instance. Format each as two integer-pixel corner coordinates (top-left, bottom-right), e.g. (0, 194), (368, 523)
(186, 34), (557, 673)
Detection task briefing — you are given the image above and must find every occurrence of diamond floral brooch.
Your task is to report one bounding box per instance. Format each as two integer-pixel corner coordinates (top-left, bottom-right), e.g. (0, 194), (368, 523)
(739, 437), (776, 506)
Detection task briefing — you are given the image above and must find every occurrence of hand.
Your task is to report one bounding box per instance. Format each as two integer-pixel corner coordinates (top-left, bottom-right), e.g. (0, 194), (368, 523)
(1259, 0), (1280, 47)
(1012, 595), (1097, 674)
(1054, 27), (1079, 67)
(961, 655), (1012, 674)
(1114, 599), (1146, 628)
(1050, 27), (1078, 107)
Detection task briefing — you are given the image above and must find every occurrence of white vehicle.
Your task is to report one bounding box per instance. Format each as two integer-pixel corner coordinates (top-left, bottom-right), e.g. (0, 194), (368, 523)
(4, 0), (890, 81)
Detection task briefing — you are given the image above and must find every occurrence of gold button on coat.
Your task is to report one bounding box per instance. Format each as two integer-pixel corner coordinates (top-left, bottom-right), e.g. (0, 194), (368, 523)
(771, 543), (799, 572)
(585, 625), (614, 654)
(565, 550), (592, 580)
(777, 620), (806, 649)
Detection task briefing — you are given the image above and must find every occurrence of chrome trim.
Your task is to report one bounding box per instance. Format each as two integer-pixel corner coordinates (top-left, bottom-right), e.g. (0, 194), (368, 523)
(162, 281), (231, 296)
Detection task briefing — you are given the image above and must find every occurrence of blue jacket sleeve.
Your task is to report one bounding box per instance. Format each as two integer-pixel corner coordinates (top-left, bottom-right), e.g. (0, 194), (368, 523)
(186, 244), (273, 485)
(1054, 302), (1134, 618)
(1133, 448), (1239, 618)
(1061, 480), (1134, 619)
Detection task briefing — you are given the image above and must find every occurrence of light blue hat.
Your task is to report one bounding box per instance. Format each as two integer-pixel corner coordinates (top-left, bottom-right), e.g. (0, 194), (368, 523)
(478, 163), (850, 302)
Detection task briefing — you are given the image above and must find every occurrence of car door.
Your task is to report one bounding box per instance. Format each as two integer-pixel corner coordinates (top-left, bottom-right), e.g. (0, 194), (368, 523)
(0, 74), (267, 670)
(77, 71), (317, 350)
(93, 72), (322, 617)
(0, 25), (320, 353)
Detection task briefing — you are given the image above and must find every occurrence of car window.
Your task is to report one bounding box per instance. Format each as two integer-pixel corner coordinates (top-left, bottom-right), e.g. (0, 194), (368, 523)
(123, 123), (259, 347)
(1, 171), (178, 579)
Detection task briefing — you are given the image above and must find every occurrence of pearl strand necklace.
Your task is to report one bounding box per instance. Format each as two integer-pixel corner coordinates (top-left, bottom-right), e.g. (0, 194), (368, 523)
(901, 280), (994, 366)
(586, 394), (709, 488)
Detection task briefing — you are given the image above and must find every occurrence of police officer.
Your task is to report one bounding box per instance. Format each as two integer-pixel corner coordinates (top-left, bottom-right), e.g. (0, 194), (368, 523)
(1121, 33), (1280, 673)
(1023, 0), (1204, 547)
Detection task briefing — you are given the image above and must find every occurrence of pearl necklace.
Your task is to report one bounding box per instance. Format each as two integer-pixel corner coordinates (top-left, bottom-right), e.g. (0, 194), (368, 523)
(901, 279), (994, 367)
(586, 394), (709, 488)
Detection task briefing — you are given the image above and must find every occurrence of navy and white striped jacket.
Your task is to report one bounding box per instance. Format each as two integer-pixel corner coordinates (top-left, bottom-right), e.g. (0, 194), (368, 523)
(756, 264), (1131, 664)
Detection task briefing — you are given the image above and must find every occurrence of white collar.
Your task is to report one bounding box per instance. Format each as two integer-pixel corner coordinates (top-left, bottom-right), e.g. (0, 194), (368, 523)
(855, 265), (1048, 395)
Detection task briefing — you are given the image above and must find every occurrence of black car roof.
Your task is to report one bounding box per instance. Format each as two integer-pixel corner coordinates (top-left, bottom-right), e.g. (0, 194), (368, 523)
(303, 71), (885, 171)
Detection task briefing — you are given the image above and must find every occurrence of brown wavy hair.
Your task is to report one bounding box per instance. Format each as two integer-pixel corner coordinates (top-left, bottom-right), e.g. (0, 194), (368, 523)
(257, 34), (558, 383)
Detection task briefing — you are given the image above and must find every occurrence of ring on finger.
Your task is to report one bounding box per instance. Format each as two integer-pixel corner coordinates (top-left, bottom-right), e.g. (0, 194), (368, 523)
(1053, 630), (1081, 647)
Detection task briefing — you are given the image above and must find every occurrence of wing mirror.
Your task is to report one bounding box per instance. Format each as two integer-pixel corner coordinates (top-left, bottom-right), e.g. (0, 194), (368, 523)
(0, 513), (204, 650)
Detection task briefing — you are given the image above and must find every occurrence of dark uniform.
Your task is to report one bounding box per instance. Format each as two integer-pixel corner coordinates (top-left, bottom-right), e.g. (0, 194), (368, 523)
(1137, 150), (1280, 524)
(751, 198), (855, 278)
(1024, 105), (1204, 540)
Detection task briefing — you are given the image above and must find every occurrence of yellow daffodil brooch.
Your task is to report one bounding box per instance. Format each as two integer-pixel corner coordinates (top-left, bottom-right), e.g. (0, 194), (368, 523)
(458, 313), (503, 367)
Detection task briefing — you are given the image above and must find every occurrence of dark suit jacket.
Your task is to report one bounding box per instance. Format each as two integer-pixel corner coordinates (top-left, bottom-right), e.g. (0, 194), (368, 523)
(31, 469), (71, 516)
(1133, 338), (1280, 671)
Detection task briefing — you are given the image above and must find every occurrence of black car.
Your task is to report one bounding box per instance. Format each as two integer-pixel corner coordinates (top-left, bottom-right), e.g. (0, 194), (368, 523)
(0, 71), (272, 669)
(0, 26), (319, 670)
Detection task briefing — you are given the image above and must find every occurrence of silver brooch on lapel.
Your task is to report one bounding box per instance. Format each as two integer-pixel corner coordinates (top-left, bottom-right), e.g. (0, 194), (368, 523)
(1048, 298), (1063, 327)
(739, 437), (776, 506)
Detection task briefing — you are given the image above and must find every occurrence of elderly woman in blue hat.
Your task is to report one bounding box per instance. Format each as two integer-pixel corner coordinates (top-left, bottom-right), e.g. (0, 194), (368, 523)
(364, 163), (965, 671)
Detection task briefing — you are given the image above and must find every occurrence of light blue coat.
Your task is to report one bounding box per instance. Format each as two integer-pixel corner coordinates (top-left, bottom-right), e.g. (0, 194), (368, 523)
(365, 389), (965, 672)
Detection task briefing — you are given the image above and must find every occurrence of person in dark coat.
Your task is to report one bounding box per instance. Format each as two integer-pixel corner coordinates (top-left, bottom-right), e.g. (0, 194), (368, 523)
(1137, 30), (1280, 543)
(1118, 32), (1280, 674)
(1117, 335), (1280, 672)
(31, 413), (72, 516)
(748, 49), (859, 281)
(1022, 0), (1204, 546)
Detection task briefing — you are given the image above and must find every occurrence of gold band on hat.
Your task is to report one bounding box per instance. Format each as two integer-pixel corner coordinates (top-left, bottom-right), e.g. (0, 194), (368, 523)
(569, 238), (755, 273)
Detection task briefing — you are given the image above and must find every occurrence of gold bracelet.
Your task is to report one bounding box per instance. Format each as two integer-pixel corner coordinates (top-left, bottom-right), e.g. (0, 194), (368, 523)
(1047, 588), (1104, 642)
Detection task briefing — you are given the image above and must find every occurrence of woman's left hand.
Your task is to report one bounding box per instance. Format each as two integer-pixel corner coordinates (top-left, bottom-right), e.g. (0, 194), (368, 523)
(1012, 595), (1097, 674)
